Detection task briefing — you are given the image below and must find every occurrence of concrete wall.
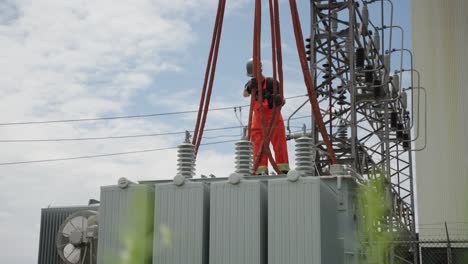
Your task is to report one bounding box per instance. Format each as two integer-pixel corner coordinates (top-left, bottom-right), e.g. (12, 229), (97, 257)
(412, 0), (468, 240)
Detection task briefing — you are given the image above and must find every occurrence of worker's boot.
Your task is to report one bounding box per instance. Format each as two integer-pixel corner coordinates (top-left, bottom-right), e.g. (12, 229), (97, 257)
(256, 166), (268, 175)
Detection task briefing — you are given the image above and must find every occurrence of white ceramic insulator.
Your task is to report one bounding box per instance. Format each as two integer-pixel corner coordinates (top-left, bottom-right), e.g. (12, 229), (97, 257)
(177, 142), (195, 178)
(384, 54), (391, 74)
(295, 136), (315, 176)
(362, 4), (369, 29)
(331, 13), (338, 33)
(392, 73), (400, 96)
(235, 139), (253, 176)
(401, 91), (408, 110)
(373, 31), (380, 52)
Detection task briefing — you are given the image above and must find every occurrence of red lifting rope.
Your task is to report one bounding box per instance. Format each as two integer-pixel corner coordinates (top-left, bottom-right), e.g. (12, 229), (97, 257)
(287, 0), (337, 164)
(193, 0), (337, 167)
(192, 0), (226, 154)
(250, 0), (284, 174)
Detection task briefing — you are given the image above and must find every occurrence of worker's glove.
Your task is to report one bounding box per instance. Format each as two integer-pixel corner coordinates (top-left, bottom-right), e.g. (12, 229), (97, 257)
(244, 78), (257, 94)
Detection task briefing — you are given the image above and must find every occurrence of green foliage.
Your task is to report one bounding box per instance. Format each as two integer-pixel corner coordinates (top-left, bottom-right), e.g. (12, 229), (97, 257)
(357, 168), (395, 264)
(104, 190), (154, 264)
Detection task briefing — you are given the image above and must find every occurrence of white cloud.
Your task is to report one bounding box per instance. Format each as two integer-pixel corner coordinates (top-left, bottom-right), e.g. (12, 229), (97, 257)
(0, 0), (199, 118)
(0, 0), (19, 25)
(0, 0), (318, 262)
(0, 0), (246, 263)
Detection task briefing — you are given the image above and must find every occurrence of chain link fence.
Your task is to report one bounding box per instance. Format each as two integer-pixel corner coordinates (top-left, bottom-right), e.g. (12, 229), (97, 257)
(420, 240), (468, 264)
(366, 239), (468, 264)
(394, 240), (468, 264)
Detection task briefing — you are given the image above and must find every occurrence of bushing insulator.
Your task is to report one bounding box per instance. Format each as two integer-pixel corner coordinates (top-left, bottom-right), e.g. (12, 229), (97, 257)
(295, 136), (315, 176)
(356, 48), (365, 68)
(337, 94), (346, 105)
(177, 142), (196, 178)
(390, 112), (398, 129)
(235, 139), (253, 176)
(373, 79), (383, 98)
(403, 133), (410, 150)
(397, 123), (404, 140)
(365, 65), (374, 83)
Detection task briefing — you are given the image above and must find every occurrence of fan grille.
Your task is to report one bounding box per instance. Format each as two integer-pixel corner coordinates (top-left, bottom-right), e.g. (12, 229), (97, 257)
(56, 210), (98, 264)
(38, 206), (97, 264)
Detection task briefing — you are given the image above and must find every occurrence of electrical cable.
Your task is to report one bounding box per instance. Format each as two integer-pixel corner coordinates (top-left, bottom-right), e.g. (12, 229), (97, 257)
(0, 113), (313, 143)
(0, 94), (307, 126)
(203, 134), (241, 139)
(0, 139), (238, 166)
(0, 106), (242, 126)
(0, 126), (242, 142)
(234, 107), (244, 127)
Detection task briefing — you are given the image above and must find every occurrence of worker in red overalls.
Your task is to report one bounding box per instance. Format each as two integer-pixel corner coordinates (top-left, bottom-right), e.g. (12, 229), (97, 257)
(243, 59), (289, 175)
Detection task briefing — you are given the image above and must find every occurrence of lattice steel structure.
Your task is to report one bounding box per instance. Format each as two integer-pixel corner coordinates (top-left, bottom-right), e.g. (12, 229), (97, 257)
(306, 0), (415, 241)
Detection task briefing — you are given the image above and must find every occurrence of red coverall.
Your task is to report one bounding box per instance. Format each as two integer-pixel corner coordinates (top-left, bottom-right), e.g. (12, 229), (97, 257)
(246, 77), (289, 175)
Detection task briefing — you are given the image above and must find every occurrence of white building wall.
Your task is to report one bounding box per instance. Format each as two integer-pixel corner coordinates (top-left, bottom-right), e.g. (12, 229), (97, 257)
(412, 0), (468, 241)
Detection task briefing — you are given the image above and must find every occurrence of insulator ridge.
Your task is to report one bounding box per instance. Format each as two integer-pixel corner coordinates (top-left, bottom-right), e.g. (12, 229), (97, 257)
(295, 136), (315, 176)
(356, 48), (365, 68)
(177, 142), (196, 178)
(235, 139), (253, 176)
(365, 65), (374, 83)
(337, 93), (347, 106)
(337, 121), (348, 140)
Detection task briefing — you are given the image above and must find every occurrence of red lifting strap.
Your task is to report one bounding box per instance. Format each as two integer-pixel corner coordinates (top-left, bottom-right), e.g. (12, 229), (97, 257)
(250, 0), (284, 175)
(194, 0), (337, 168)
(192, 0), (226, 155)
(287, 0), (337, 164)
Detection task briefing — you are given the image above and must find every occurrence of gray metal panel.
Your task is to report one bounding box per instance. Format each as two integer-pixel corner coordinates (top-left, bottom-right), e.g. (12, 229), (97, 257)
(332, 177), (359, 264)
(97, 184), (154, 264)
(209, 180), (267, 264)
(153, 182), (209, 264)
(412, 0), (468, 241)
(268, 177), (341, 264)
(38, 206), (97, 264)
(319, 179), (341, 264)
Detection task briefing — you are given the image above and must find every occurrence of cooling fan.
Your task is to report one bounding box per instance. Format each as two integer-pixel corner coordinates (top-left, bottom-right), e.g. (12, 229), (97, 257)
(56, 210), (99, 264)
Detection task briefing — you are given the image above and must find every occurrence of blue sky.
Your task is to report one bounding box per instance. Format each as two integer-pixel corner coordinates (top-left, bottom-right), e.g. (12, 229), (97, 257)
(0, 0), (412, 263)
(134, 0), (412, 152)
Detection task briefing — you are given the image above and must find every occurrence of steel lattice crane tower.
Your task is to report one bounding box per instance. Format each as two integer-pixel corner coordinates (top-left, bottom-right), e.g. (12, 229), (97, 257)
(306, 0), (416, 238)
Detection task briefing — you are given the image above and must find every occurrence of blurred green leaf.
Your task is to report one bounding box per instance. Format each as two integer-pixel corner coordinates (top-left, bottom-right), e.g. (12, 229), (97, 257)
(358, 167), (395, 264)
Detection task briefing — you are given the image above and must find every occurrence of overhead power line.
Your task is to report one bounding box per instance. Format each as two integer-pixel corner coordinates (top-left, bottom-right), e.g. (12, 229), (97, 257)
(0, 94), (307, 126)
(0, 114), (314, 143)
(0, 126), (242, 142)
(0, 139), (238, 166)
(0, 107), (243, 126)
(0, 112), (314, 143)
(0, 128), (308, 165)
